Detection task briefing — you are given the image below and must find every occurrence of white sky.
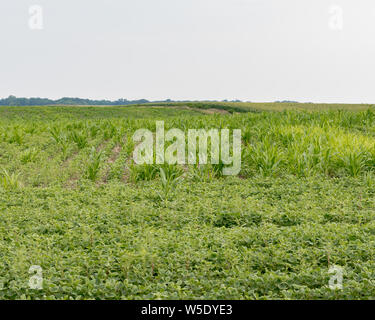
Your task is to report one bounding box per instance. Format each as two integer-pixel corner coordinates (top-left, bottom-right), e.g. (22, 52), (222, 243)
(0, 0), (374, 103)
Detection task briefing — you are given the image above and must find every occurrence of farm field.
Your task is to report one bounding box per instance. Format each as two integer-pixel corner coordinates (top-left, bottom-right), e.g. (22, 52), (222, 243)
(1, 102), (375, 299)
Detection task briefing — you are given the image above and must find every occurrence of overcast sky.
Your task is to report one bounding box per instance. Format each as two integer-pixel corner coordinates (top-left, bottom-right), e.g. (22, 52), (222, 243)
(0, 0), (374, 103)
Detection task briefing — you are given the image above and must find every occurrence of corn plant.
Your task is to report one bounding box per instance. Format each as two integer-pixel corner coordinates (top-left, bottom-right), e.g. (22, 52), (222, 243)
(20, 148), (39, 164)
(318, 148), (334, 176)
(8, 127), (24, 145)
(157, 167), (182, 204)
(103, 125), (117, 140)
(188, 164), (216, 182)
(59, 136), (70, 160)
(124, 137), (135, 156)
(128, 163), (158, 182)
(340, 150), (368, 177)
(242, 129), (252, 145)
(24, 125), (36, 134)
(89, 125), (101, 138)
(211, 161), (226, 178)
(69, 130), (89, 149)
(0, 168), (21, 190)
(248, 139), (283, 176)
(85, 147), (103, 181)
(50, 126), (62, 144)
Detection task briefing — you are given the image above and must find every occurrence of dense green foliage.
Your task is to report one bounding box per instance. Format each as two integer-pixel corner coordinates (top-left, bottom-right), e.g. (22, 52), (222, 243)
(0, 104), (375, 299)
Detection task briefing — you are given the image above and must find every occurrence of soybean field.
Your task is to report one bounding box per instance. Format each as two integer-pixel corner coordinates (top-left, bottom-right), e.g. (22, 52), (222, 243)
(1, 103), (375, 299)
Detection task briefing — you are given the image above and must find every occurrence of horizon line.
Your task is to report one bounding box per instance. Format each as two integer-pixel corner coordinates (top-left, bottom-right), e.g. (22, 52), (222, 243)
(1, 96), (374, 105)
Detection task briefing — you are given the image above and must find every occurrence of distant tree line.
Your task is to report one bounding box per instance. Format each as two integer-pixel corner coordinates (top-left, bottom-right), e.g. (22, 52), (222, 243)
(0, 96), (253, 106)
(274, 100), (299, 103)
(0, 95), (152, 106)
